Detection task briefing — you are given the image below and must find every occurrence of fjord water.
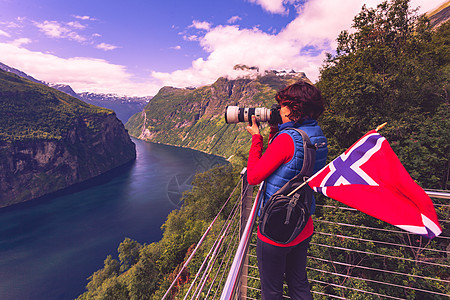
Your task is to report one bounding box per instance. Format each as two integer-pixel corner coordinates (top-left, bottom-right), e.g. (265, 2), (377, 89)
(0, 138), (227, 299)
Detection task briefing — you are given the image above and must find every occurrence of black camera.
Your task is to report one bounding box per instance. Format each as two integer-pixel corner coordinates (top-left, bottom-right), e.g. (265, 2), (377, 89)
(225, 104), (282, 126)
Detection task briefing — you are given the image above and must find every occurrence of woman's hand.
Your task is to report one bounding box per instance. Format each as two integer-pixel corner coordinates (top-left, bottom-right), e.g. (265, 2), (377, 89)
(246, 115), (260, 136)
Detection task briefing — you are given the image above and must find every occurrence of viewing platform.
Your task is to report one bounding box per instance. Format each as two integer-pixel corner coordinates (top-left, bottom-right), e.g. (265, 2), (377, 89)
(163, 169), (449, 299)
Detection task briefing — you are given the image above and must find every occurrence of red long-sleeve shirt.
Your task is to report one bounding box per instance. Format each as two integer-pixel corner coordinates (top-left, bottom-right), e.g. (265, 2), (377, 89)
(247, 130), (313, 247)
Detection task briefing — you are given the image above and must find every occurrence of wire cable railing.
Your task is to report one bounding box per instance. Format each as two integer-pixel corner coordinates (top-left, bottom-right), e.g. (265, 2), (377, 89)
(161, 177), (243, 299)
(162, 169), (449, 299)
(189, 190), (243, 299)
(220, 183), (263, 300)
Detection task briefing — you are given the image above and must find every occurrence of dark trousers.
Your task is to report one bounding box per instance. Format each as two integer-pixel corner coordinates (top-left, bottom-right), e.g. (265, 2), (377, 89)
(256, 236), (313, 300)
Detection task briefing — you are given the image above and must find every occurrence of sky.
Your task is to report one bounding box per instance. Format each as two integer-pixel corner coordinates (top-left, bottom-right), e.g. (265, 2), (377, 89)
(0, 0), (445, 96)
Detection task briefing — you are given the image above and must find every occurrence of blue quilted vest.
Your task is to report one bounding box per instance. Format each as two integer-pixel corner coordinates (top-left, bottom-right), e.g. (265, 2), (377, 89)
(263, 120), (328, 214)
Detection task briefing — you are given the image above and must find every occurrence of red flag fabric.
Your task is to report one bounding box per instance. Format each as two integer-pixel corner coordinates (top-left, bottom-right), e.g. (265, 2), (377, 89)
(308, 130), (442, 239)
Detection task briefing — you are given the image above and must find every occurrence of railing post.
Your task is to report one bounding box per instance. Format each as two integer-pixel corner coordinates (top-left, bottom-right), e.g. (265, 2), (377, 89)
(221, 184), (263, 300)
(239, 168), (253, 299)
(240, 168), (254, 236)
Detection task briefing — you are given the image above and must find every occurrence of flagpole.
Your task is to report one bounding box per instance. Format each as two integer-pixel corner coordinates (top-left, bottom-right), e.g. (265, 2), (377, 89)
(376, 122), (387, 131)
(287, 180), (309, 197)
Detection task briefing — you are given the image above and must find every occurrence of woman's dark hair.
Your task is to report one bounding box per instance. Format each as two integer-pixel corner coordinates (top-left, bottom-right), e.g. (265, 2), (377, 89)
(275, 81), (324, 122)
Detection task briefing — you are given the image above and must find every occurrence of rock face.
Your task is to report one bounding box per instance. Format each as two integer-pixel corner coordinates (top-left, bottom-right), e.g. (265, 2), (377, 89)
(125, 71), (309, 158)
(0, 70), (136, 208)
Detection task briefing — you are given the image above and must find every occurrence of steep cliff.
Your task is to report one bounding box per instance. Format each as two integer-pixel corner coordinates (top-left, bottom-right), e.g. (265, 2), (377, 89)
(0, 69), (136, 207)
(125, 72), (307, 158)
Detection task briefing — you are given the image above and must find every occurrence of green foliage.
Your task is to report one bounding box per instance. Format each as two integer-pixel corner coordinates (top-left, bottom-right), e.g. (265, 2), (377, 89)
(118, 238), (142, 273)
(125, 111), (145, 137)
(317, 0), (449, 189)
(307, 1), (449, 298)
(124, 244), (160, 300)
(0, 69), (113, 142)
(80, 255), (122, 299)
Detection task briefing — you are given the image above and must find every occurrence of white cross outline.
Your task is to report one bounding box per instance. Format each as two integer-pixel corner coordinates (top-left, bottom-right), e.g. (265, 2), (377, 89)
(319, 133), (386, 188)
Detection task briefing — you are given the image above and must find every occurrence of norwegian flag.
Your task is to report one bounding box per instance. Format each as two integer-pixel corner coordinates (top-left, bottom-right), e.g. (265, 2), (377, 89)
(308, 130), (442, 239)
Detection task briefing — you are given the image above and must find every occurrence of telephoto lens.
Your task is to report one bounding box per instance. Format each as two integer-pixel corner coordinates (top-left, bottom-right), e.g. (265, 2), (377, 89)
(225, 105), (281, 126)
(225, 106), (271, 124)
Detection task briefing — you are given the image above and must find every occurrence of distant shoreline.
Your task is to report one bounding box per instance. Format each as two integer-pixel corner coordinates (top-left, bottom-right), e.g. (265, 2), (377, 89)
(131, 136), (229, 160)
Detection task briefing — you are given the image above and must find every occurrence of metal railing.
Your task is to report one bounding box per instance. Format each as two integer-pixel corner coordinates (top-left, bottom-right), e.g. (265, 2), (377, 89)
(163, 169), (449, 299)
(220, 182), (263, 299)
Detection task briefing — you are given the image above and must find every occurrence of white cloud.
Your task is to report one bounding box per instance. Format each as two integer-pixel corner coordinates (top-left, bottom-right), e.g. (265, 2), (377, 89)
(155, 24), (323, 87)
(1, 0), (441, 97)
(34, 21), (67, 38)
(11, 38), (32, 47)
(411, 0), (446, 13)
(74, 15), (96, 21)
(0, 29), (10, 38)
(96, 42), (119, 51)
(0, 20), (23, 28)
(184, 34), (200, 42)
(0, 42), (160, 96)
(189, 20), (212, 31)
(227, 16), (242, 24)
(280, 0), (379, 50)
(152, 0), (442, 90)
(67, 21), (86, 30)
(34, 20), (86, 43)
(170, 45), (182, 50)
(247, 0), (290, 14)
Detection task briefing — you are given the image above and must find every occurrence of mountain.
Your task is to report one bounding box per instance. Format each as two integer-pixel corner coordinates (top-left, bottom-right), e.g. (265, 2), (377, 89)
(427, 1), (450, 28)
(0, 61), (45, 85)
(124, 2), (450, 160)
(47, 82), (80, 98)
(0, 69), (136, 208)
(125, 71), (309, 158)
(46, 83), (150, 123)
(0, 62), (150, 123)
(77, 92), (150, 123)
(38, 83), (150, 124)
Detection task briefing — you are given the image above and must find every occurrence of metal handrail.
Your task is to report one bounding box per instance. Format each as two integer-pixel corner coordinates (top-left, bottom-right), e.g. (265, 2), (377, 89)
(424, 189), (450, 199)
(219, 182), (449, 299)
(161, 178), (242, 300)
(220, 183), (263, 300)
(158, 158), (448, 299)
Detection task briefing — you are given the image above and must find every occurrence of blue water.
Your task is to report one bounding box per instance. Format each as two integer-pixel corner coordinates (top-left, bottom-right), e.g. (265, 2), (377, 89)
(0, 138), (226, 300)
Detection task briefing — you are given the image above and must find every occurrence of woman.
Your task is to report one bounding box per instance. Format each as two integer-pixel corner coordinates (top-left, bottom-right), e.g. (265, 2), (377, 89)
(246, 81), (328, 299)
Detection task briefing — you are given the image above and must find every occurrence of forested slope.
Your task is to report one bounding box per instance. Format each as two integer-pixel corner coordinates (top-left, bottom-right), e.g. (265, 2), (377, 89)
(0, 70), (136, 207)
(125, 72), (308, 158)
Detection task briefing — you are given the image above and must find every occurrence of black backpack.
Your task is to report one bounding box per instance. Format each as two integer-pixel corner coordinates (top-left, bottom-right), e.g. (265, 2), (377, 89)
(259, 128), (316, 244)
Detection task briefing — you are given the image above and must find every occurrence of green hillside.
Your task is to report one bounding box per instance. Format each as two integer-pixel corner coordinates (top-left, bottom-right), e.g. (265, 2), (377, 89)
(0, 69), (113, 142)
(125, 72), (305, 159)
(0, 69), (136, 207)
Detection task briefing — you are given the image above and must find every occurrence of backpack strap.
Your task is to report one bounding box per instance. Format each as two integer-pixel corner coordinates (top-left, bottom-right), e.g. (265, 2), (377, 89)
(268, 127), (316, 176)
(291, 128), (316, 177)
(269, 128), (316, 197)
